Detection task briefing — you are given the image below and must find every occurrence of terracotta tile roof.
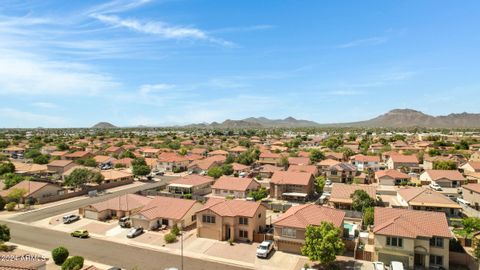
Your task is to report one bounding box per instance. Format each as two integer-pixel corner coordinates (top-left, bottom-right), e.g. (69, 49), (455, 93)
(105, 146), (122, 152)
(199, 198), (263, 217)
(424, 170), (466, 181)
(229, 146), (248, 152)
(209, 150), (229, 156)
(258, 164), (283, 173)
(89, 194), (152, 212)
(330, 183), (376, 204)
(351, 154), (380, 163)
(231, 163), (249, 171)
(317, 158), (341, 166)
(375, 169), (409, 179)
(462, 183), (480, 194)
(47, 160), (74, 167)
(11, 162), (48, 174)
(287, 157), (310, 165)
(100, 169), (133, 181)
(138, 196), (200, 220)
(93, 155), (115, 163)
(390, 154), (419, 164)
(328, 163), (357, 172)
(188, 155), (226, 170)
(112, 158), (133, 166)
(373, 207), (451, 238)
(0, 181), (59, 197)
(64, 151), (90, 158)
(273, 204), (345, 229)
(50, 151), (68, 156)
(184, 154), (204, 162)
(259, 151), (281, 158)
(465, 161), (480, 172)
(169, 175), (214, 187)
(190, 148), (207, 155)
(287, 165), (318, 175)
(271, 171), (313, 186)
(211, 176), (260, 192)
(324, 152), (343, 160)
(398, 187), (461, 208)
(158, 152), (189, 163)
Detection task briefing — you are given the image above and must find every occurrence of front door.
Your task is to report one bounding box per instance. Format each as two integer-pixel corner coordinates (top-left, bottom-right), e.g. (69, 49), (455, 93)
(414, 253), (425, 267)
(225, 225), (231, 240)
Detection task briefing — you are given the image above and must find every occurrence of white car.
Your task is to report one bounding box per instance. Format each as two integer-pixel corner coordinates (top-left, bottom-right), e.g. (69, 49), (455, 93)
(256, 240), (274, 258)
(372, 261), (385, 270)
(325, 179), (332, 186)
(429, 182), (442, 191)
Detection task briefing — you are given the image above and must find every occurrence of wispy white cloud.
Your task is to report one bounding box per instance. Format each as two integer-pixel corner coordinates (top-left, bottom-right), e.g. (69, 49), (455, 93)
(86, 0), (153, 15)
(0, 108), (68, 128)
(91, 14), (234, 46)
(138, 83), (175, 96)
(32, 102), (59, 109)
(211, 24), (275, 34)
(337, 36), (388, 48)
(0, 49), (119, 96)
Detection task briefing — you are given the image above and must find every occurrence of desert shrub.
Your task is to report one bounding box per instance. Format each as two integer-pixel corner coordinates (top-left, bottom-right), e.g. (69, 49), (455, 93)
(52, 246), (69, 265)
(164, 233), (177, 243)
(61, 256), (84, 270)
(5, 202), (16, 211)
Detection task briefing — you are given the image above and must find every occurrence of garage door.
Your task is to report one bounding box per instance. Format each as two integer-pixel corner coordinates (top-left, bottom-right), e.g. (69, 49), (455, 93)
(84, 210), (98, 220)
(277, 240), (302, 254)
(198, 227), (221, 240)
(378, 253), (409, 267)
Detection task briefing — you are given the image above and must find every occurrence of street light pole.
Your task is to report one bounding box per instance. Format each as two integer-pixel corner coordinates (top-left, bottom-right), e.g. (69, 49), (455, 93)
(181, 231), (184, 270)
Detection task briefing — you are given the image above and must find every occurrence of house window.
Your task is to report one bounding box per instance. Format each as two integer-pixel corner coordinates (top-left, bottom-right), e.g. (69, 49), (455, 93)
(282, 227), (296, 238)
(430, 237), (443, 248)
(239, 217), (248, 225)
(239, 230), (248, 238)
(202, 215), (215, 224)
(386, 237), (403, 248)
(429, 255), (443, 266)
(191, 215), (197, 222)
(258, 213), (261, 218)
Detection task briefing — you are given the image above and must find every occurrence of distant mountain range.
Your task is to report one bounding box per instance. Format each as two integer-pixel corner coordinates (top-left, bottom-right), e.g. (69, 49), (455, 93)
(183, 109), (480, 128)
(92, 122), (117, 129)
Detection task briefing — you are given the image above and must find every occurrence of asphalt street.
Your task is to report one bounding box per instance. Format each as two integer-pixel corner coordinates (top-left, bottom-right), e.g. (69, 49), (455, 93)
(11, 176), (176, 223)
(1, 220), (251, 270)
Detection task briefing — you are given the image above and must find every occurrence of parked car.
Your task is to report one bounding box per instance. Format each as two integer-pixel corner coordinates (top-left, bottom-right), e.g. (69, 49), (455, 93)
(156, 171), (165, 176)
(429, 182), (442, 191)
(372, 261), (385, 270)
(389, 261), (404, 270)
(119, 216), (131, 228)
(127, 227), (144, 238)
(457, 198), (471, 207)
(319, 192), (330, 204)
(71, 230), (89, 238)
(63, 214), (80, 224)
(256, 240), (274, 258)
(325, 179), (332, 186)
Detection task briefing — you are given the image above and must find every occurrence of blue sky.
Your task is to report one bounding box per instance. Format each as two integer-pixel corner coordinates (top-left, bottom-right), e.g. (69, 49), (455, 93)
(1, 0), (479, 128)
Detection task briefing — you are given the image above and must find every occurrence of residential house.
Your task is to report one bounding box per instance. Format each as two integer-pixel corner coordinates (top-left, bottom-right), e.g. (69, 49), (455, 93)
(2, 146), (25, 157)
(167, 175), (214, 196)
(462, 184), (480, 210)
(100, 169), (134, 184)
(272, 204), (345, 254)
(64, 151), (92, 161)
(317, 158), (341, 172)
(287, 165), (319, 177)
(229, 146), (248, 156)
(419, 170), (467, 188)
(131, 196), (202, 230)
(350, 154), (381, 171)
(104, 146), (124, 156)
(287, 157), (310, 166)
(374, 169), (410, 186)
(423, 155), (462, 170)
(188, 155), (226, 173)
(329, 183), (376, 209)
(460, 161), (480, 174)
(158, 152), (190, 172)
(80, 194), (152, 220)
(386, 154), (420, 172)
(139, 148), (161, 158)
(259, 151), (282, 165)
(93, 155), (116, 167)
(372, 207), (451, 269)
(196, 198), (267, 242)
(0, 181), (63, 203)
(231, 163), (250, 175)
(47, 160), (76, 175)
(325, 163), (357, 183)
(211, 176), (261, 199)
(470, 151), (480, 162)
(270, 171), (314, 202)
(397, 187), (461, 216)
(256, 164), (283, 179)
(324, 152), (344, 161)
(208, 150), (229, 157)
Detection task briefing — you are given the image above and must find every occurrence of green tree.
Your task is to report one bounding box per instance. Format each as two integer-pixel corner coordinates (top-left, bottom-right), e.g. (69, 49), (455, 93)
(131, 158), (151, 176)
(52, 247), (69, 265)
(278, 156), (289, 168)
(433, 160), (457, 170)
(2, 173), (24, 189)
(221, 164), (233, 175)
(0, 163), (15, 175)
(61, 256), (84, 270)
(248, 187), (268, 201)
(301, 222), (345, 266)
(179, 148), (188, 156)
(33, 154), (49, 164)
(315, 176), (326, 194)
(65, 168), (104, 188)
(350, 190), (375, 212)
(0, 140), (9, 149)
(455, 140), (470, 150)
(119, 150), (135, 159)
(363, 207), (374, 226)
(25, 149), (41, 159)
(83, 157), (97, 167)
(8, 188), (27, 204)
(207, 166), (223, 179)
(309, 149), (325, 163)
(462, 217), (480, 235)
(56, 142), (69, 151)
(0, 224), (10, 243)
(474, 241), (480, 261)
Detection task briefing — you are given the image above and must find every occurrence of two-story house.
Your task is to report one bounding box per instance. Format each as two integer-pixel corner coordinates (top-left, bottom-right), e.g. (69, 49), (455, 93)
(211, 176), (261, 199)
(373, 207), (451, 269)
(196, 198), (266, 242)
(325, 163), (357, 183)
(272, 204), (345, 254)
(270, 171), (314, 202)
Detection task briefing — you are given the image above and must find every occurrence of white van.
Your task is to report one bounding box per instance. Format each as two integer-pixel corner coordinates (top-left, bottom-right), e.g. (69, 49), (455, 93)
(390, 261), (404, 270)
(457, 198), (471, 207)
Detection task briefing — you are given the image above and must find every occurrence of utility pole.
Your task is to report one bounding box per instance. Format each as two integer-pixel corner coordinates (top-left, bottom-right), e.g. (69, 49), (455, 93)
(181, 231), (184, 270)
